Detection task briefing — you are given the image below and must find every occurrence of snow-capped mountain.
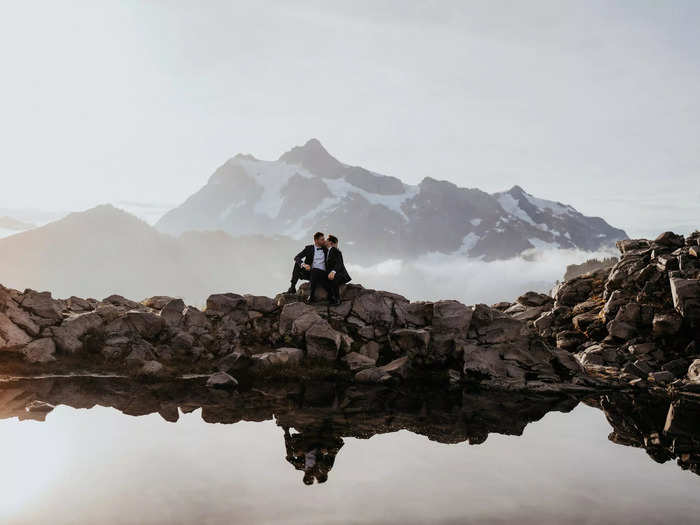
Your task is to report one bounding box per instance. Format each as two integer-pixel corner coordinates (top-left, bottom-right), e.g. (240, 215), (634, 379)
(156, 139), (627, 261)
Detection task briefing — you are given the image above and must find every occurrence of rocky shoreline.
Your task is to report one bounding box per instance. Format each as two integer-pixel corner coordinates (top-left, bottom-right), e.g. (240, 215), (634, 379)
(1, 231), (699, 397)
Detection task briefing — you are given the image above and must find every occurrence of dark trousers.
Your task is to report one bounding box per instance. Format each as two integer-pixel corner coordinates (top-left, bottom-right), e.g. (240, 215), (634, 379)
(291, 263), (310, 287)
(328, 280), (340, 302)
(309, 269), (330, 300)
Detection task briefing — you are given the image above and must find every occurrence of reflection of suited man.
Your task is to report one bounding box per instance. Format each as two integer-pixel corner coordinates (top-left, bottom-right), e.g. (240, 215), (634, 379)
(282, 425), (344, 485)
(325, 235), (351, 306)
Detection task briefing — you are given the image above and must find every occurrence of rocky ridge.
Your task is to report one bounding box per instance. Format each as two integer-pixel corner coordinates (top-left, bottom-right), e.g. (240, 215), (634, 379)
(1, 231), (698, 397)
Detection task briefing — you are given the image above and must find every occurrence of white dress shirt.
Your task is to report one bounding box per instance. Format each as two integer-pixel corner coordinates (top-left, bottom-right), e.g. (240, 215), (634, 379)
(311, 246), (326, 271)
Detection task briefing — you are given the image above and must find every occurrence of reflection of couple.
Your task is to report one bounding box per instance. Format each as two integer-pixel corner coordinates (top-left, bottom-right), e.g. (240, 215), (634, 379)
(287, 232), (351, 306)
(282, 425), (344, 486)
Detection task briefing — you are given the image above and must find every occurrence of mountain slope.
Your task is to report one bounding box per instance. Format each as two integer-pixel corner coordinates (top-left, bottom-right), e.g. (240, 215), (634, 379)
(0, 205), (300, 303)
(156, 139), (627, 260)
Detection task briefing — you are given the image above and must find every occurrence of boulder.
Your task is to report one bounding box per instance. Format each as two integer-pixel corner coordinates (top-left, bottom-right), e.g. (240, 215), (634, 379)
(22, 338), (56, 363)
(279, 302), (316, 334)
(183, 306), (211, 334)
(305, 321), (342, 361)
(342, 352), (377, 371)
(389, 328), (430, 355)
(0, 312), (31, 349)
(141, 296), (176, 310)
(52, 312), (104, 354)
(403, 302), (433, 326)
(291, 311), (323, 336)
(206, 371), (238, 390)
(554, 277), (593, 307)
(125, 311), (165, 339)
(655, 231), (685, 248)
(359, 341), (381, 361)
(19, 290), (63, 325)
(103, 294), (141, 310)
(251, 347), (304, 369)
(516, 291), (553, 307)
(66, 296), (94, 312)
(652, 312), (683, 337)
(461, 342), (506, 378)
(432, 300), (472, 337)
(351, 293), (394, 324)
(669, 277), (700, 324)
(244, 295), (277, 314)
(648, 370), (675, 385)
(160, 299), (185, 326)
(205, 293), (248, 321)
(355, 356), (410, 383)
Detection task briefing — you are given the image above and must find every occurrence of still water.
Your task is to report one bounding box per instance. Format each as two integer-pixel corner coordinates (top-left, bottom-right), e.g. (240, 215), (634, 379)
(0, 377), (698, 524)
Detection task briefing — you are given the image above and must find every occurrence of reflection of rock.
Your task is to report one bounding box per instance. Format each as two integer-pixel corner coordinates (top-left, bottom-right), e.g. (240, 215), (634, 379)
(591, 392), (700, 476)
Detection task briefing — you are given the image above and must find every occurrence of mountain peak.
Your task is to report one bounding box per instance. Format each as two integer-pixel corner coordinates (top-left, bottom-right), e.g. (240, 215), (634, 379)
(508, 185), (526, 195)
(278, 138), (346, 179)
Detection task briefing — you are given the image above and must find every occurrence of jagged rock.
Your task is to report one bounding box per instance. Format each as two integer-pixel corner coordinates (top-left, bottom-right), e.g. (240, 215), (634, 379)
(342, 352), (376, 371)
(616, 239), (650, 253)
(355, 356), (409, 383)
(461, 342), (506, 378)
(403, 301), (433, 326)
(652, 312), (682, 338)
(655, 231), (685, 248)
(359, 341), (381, 361)
(577, 344), (618, 366)
(183, 306), (211, 334)
(291, 311), (323, 336)
(51, 312), (103, 353)
(305, 321), (342, 360)
(126, 342), (156, 365)
(433, 300), (472, 336)
(351, 293), (393, 324)
(252, 347), (304, 369)
(0, 312), (31, 349)
(94, 303), (122, 323)
(125, 311), (165, 339)
(607, 319), (637, 340)
(279, 302), (316, 334)
(554, 276), (594, 306)
(517, 291), (553, 307)
(161, 299), (185, 326)
(22, 338), (56, 363)
(205, 293), (248, 322)
(556, 330), (584, 351)
(670, 278), (700, 324)
(478, 317), (525, 344)
(141, 296), (176, 310)
(244, 295), (277, 314)
(19, 290), (63, 325)
(4, 300), (41, 336)
(103, 294), (141, 310)
(206, 371), (238, 389)
(389, 328), (430, 355)
(170, 330), (194, 350)
(66, 296), (94, 312)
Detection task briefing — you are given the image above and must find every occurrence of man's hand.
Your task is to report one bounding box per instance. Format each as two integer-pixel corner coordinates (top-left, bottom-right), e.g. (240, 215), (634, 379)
(303, 264), (311, 271)
(328, 271), (336, 280)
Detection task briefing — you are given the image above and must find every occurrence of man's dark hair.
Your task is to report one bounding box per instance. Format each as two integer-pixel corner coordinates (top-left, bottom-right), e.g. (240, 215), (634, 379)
(313, 232), (324, 241)
(327, 235), (338, 244)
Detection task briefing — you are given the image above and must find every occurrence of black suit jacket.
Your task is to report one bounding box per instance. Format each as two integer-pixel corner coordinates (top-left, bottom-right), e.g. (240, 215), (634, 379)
(326, 247), (351, 284)
(294, 245), (327, 268)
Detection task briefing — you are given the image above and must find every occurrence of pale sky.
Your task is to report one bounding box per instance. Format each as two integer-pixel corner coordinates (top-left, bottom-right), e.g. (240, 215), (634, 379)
(0, 0), (698, 237)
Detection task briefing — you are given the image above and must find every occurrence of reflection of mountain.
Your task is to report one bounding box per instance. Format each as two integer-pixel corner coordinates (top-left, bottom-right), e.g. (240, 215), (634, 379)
(0, 215), (35, 231)
(0, 205), (299, 303)
(156, 139), (627, 261)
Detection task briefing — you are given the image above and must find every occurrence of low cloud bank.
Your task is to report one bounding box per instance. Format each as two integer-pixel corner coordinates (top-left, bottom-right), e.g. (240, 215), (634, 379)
(347, 248), (617, 305)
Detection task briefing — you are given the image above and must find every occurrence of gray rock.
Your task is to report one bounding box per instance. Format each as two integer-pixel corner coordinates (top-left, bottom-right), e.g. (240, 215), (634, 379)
(206, 371), (238, 389)
(351, 293), (394, 324)
(279, 302), (316, 334)
(251, 347), (304, 369)
(20, 290), (63, 325)
(0, 312), (31, 349)
(125, 311), (165, 339)
(291, 311), (323, 336)
(103, 294), (141, 310)
(359, 341), (381, 361)
(244, 295), (277, 314)
(305, 321), (342, 360)
(160, 298), (185, 326)
(389, 328), (430, 355)
(342, 351), (377, 371)
(432, 300), (473, 337)
(22, 338), (56, 363)
(141, 296), (176, 310)
(652, 312), (683, 337)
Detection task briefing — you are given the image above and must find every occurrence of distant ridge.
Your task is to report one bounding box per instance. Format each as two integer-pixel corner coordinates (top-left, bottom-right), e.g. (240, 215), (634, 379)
(156, 139), (627, 261)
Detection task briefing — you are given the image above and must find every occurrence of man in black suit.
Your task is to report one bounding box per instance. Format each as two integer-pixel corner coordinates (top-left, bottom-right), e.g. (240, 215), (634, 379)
(325, 234), (351, 306)
(288, 231), (330, 303)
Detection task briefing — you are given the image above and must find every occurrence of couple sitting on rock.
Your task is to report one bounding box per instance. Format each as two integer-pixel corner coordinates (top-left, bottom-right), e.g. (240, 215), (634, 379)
(287, 232), (351, 306)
